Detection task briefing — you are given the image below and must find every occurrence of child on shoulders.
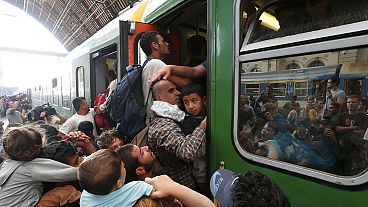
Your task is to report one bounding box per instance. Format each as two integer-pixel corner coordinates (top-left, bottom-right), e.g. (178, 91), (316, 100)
(78, 149), (153, 207)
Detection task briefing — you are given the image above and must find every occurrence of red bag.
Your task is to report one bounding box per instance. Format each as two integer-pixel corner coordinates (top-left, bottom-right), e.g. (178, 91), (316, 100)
(93, 89), (112, 129)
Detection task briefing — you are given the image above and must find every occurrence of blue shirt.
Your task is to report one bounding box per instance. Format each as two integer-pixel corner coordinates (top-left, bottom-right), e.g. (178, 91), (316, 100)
(201, 60), (208, 70)
(80, 181), (153, 207)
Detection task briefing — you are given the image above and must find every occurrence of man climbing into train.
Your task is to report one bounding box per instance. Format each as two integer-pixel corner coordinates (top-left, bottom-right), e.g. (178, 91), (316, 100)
(139, 31), (191, 124)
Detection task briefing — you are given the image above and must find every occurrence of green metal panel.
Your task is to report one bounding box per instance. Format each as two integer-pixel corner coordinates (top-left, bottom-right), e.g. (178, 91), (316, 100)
(209, 0), (368, 206)
(143, 0), (186, 23)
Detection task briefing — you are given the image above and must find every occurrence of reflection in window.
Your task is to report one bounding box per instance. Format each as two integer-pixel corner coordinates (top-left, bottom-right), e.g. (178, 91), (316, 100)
(247, 0), (368, 44)
(238, 55), (368, 176)
(61, 73), (71, 109)
(284, 62), (301, 70)
(52, 78), (58, 106)
(307, 60), (325, 68)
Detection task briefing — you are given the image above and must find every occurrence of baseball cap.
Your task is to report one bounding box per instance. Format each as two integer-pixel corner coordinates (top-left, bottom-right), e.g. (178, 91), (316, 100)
(210, 169), (237, 207)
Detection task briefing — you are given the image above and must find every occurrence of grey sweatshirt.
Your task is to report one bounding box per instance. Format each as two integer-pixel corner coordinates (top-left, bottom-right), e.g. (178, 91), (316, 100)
(0, 158), (78, 207)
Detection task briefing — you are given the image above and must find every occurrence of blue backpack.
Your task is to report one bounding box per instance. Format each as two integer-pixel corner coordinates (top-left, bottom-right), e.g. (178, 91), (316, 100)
(107, 58), (151, 142)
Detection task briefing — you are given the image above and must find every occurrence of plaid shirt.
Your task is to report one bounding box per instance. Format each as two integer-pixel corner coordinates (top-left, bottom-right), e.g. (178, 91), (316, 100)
(148, 117), (206, 189)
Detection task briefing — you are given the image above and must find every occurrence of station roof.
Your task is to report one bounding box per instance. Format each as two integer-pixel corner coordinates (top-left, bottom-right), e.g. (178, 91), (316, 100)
(4, 0), (134, 51)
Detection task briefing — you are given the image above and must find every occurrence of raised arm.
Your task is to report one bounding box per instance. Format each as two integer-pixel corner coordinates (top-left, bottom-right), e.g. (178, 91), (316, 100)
(149, 64), (207, 85)
(145, 175), (214, 207)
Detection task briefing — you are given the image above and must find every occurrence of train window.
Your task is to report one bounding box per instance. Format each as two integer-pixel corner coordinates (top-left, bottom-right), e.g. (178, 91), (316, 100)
(61, 73), (71, 109)
(52, 78), (58, 106)
(76, 66), (85, 97)
(295, 82), (308, 97)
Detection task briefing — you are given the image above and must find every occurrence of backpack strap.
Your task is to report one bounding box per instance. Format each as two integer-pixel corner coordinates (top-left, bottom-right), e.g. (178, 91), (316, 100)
(138, 57), (152, 73)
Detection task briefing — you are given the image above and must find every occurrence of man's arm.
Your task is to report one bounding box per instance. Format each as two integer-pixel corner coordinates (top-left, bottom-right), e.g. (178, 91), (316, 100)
(149, 64), (207, 85)
(145, 175), (213, 207)
(152, 118), (206, 161)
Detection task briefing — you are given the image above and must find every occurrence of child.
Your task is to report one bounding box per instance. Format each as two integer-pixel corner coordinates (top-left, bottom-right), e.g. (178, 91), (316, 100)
(180, 82), (207, 194)
(78, 149), (153, 207)
(0, 125), (78, 207)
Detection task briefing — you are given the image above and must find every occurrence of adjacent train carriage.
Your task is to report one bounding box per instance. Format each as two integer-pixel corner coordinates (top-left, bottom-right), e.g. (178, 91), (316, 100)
(30, 0), (368, 205)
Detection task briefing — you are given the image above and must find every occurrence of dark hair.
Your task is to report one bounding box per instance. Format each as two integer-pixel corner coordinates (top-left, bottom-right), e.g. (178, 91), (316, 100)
(40, 124), (59, 138)
(181, 82), (205, 98)
(329, 76), (339, 85)
(41, 141), (77, 165)
(47, 135), (62, 144)
(347, 94), (359, 101)
(117, 144), (139, 183)
(72, 97), (85, 111)
(139, 31), (159, 56)
(97, 128), (124, 149)
(78, 121), (94, 138)
(2, 125), (46, 161)
(232, 171), (290, 207)
(186, 35), (206, 57)
(106, 70), (117, 80)
(78, 149), (122, 195)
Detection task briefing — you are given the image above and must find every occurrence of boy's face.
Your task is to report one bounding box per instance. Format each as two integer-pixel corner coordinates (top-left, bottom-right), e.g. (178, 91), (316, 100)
(183, 93), (205, 116)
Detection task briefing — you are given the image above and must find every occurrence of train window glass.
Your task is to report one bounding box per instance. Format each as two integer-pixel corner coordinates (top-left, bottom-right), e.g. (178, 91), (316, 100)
(236, 47), (368, 181)
(52, 78), (58, 106)
(61, 73), (71, 109)
(246, 0), (368, 45)
(295, 82), (308, 97)
(76, 66), (85, 97)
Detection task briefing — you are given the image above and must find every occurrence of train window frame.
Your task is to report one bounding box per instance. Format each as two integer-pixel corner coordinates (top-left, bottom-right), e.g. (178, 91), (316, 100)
(61, 73), (71, 110)
(76, 66), (85, 98)
(51, 78), (58, 106)
(233, 0), (368, 186)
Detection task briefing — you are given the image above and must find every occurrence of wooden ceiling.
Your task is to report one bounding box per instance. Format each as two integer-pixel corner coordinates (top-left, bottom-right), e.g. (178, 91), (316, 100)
(4, 0), (133, 51)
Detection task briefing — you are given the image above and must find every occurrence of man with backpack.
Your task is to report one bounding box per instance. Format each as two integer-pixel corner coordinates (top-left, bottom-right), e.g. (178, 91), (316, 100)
(140, 31), (191, 124)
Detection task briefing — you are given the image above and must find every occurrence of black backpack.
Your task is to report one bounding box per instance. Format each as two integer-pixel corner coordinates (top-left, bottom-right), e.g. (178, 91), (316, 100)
(107, 58), (151, 142)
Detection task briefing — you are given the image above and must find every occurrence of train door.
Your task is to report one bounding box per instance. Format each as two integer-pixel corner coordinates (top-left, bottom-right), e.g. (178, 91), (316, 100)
(90, 45), (117, 106)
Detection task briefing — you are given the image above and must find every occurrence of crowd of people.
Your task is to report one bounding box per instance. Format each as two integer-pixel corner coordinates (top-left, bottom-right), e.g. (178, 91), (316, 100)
(0, 31), (290, 206)
(239, 77), (368, 176)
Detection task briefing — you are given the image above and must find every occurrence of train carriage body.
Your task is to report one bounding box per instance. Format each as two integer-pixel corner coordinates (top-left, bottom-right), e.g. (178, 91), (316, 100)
(30, 0), (368, 205)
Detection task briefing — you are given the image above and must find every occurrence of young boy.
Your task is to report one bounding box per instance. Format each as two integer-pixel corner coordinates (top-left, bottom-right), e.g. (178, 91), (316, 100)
(180, 82), (207, 194)
(78, 149), (153, 207)
(0, 125), (78, 207)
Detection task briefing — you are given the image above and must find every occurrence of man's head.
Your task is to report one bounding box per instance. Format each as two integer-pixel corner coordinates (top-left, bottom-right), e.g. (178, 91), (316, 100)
(327, 76), (339, 89)
(181, 83), (206, 116)
(139, 31), (170, 58)
(117, 144), (156, 183)
(347, 95), (359, 113)
(97, 129), (124, 152)
(72, 97), (89, 114)
(358, 98), (368, 113)
(78, 149), (125, 195)
(328, 102), (339, 115)
(152, 80), (181, 106)
(210, 169), (290, 207)
(78, 121), (94, 140)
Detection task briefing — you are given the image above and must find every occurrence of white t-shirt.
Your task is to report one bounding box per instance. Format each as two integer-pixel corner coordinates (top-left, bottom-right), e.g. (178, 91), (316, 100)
(59, 110), (97, 137)
(141, 59), (167, 124)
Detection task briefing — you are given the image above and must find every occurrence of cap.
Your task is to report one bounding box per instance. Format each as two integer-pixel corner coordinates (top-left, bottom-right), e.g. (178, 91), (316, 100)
(210, 169), (237, 207)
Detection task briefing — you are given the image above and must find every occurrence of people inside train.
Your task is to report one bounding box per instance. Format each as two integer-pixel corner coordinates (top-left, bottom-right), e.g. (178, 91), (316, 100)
(5, 99), (26, 125)
(78, 149), (153, 207)
(325, 76), (346, 110)
(308, 100), (324, 127)
(282, 95), (301, 118)
(77, 121), (95, 144)
(96, 128), (124, 152)
(184, 35), (207, 67)
(210, 169), (290, 207)
(148, 80), (206, 189)
(140, 31), (191, 124)
(98, 69), (118, 113)
(239, 94), (256, 126)
(180, 82), (208, 195)
(0, 125), (78, 206)
(335, 95), (368, 175)
(59, 97), (97, 137)
(118, 144), (160, 183)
